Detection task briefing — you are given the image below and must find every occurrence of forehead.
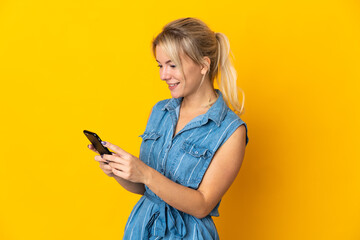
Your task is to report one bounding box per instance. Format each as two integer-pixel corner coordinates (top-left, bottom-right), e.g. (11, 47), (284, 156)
(155, 44), (193, 65)
(155, 45), (170, 61)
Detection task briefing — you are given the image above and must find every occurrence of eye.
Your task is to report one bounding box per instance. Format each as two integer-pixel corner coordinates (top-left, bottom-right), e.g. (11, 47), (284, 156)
(157, 65), (162, 68)
(170, 65), (176, 68)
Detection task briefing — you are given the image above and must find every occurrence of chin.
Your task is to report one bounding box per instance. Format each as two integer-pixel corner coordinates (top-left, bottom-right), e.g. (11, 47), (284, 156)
(170, 92), (182, 99)
(169, 88), (184, 99)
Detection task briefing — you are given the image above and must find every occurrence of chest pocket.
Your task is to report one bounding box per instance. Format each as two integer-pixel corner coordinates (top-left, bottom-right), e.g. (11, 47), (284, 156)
(170, 141), (213, 188)
(139, 132), (162, 167)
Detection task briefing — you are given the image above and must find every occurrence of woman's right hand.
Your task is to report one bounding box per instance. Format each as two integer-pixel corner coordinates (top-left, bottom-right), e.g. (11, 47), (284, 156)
(88, 144), (114, 177)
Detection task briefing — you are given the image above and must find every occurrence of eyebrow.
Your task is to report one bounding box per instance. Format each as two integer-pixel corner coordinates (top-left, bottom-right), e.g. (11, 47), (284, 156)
(156, 59), (173, 64)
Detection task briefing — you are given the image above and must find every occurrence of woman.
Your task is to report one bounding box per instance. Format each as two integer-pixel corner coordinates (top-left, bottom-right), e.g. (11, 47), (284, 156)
(88, 17), (249, 239)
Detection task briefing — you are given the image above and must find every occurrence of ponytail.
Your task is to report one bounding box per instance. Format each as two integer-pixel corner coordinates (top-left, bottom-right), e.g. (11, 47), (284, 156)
(215, 33), (245, 116)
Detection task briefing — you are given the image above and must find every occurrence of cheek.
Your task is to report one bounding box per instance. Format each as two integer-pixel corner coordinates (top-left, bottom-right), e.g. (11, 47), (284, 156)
(186, 64), (202, 79)
(173, 69), (184, 80)
(185, 67), (202, 83)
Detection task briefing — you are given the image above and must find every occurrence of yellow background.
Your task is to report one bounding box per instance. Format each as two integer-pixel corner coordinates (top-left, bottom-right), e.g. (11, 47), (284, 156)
(1, 0), (359, 239)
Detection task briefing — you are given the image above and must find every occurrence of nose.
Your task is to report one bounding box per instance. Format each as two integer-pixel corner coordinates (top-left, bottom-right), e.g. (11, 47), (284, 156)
(160, 66), (171, 81)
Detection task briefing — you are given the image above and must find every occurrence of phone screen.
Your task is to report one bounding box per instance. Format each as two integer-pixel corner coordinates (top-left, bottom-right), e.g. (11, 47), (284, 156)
(83, 130), (112, 155)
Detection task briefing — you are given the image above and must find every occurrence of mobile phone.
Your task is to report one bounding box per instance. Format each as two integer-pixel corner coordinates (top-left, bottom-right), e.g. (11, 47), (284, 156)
(83, 130), (112, 155)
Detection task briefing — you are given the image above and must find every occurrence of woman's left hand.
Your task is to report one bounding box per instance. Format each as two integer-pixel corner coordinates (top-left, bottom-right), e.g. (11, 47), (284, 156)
(101, 141), (149, 184)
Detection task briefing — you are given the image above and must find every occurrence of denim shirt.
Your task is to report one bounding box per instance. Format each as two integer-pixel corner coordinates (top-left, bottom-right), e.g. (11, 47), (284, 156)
(123, 89), (249, 239)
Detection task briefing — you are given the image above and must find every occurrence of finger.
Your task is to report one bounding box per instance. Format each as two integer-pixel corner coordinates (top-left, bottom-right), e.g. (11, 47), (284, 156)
(111, 168), (127, 179)
(101, 163), (112, 171)
(108, 162), (125, 170)
(101, 154), (116, 163)
(88, 144), (99, 154)
(101, 141), (128, 157)
(94, 155), (109, 163)
(102, 153), (126, 164)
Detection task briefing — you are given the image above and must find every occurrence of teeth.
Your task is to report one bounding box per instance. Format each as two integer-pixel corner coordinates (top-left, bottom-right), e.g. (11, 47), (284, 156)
(169, 83), (179, 87)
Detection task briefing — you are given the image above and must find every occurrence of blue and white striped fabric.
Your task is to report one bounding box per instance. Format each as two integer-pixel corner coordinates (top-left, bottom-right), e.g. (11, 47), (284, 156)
(123, 89), (249, 239)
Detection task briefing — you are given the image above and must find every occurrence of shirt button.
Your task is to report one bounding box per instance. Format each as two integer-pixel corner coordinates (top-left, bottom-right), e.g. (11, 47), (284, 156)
(195, 151), (198, 154)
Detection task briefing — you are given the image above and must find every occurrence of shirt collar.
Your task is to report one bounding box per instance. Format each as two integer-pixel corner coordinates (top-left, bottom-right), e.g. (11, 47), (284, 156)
(161, 89), (227, 127)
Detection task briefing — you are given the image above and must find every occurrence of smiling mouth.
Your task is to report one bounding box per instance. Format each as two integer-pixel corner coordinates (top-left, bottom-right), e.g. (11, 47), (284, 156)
(168, 83), (180, 87)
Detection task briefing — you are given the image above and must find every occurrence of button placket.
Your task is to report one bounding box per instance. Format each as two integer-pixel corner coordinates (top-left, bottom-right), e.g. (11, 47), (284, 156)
(162, 140), (173, 175)
(162, 109), (178, 175)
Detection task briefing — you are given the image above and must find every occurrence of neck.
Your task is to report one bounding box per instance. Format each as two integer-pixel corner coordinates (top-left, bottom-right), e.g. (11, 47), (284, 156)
(181, 88), (218, 111)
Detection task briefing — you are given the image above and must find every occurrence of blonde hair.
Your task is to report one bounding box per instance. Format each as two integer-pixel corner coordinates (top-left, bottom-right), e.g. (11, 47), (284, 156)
(152, 17), (245, 116)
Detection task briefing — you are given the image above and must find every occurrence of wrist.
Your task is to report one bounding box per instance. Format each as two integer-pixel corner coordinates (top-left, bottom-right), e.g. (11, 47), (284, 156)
(143, 165), (154, 186)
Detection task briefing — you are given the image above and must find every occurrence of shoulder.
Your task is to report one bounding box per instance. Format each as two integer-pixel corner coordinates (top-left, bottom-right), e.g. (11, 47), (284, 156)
(145, 98), (172, 125)
(152, 98), (171, 111)
(220, 108), (249, 147)
(228, 124), (247, 148)
(220, 107), (246, 133)
(147, 98), (172, 117)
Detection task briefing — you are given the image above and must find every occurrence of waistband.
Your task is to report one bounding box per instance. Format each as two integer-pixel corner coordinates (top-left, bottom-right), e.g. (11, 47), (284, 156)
(143, 190), (187, 239)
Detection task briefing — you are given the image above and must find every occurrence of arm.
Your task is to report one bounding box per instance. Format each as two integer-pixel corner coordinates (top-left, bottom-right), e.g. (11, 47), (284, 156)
(145, 124), (247, 218)
(112, 175), (145, 195)
(102, 124), (247, 218)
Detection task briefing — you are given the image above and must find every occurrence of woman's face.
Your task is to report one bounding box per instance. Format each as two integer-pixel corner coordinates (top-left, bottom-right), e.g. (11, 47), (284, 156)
(155, 45), (205, 99)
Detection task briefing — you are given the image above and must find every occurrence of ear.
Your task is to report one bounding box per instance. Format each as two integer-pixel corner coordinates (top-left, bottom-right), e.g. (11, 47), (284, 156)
(201, 56), (211, 75)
